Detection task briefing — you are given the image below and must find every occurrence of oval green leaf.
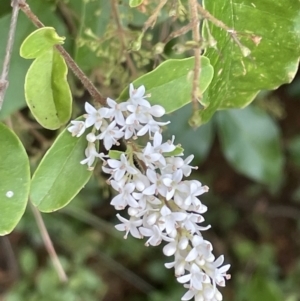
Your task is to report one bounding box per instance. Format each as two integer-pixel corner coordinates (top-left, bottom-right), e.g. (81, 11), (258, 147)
(129, 0), (144, 7)
(217, 106), (284, 186)
(30, 122), (94, 212)
(200, 0), (300, 124)
(24, 49), (72, 130)
(119, 56), (214, 113)
(20, 27), (65, 59)
(0, 123), (30, 235)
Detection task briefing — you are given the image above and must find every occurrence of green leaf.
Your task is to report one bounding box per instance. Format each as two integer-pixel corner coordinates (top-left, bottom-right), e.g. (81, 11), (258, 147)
(129, 0), (144, 7)
(217, 105), (283, 186)
(0, 0), (69, 120)
(30, 123), (94, 212)
(23, 49), (72, 130)
(20, 27), (65, 59)
(200, 0), (300, 124)
(119, 56), (214, 113)
(0, 123), (30, 235)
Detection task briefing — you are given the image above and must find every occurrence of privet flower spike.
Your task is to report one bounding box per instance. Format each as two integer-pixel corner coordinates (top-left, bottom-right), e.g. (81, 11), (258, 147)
(68, 84), (230, 301)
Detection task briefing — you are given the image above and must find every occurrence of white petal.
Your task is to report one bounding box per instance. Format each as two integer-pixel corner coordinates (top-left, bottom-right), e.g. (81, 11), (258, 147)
(185, 248), (198, 262)
(163, 242), (177, 256)
(177, 274), (191, 284)
(181, 290), (194, 301)
(85, 102), (96, 114)
(150, 105), (165, 117)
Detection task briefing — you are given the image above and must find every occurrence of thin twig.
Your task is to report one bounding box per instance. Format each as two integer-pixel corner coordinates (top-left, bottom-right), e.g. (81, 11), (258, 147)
(0, 0), (21, 110)
(18, 1), (107, 106)
(111, 0), (137, 77)
(30, 203), (68, 283)
(163, 22), (194, 44)
(197, 3), (232, 32)
(189, 0), (201, 110)
(142, 0), (168, 34)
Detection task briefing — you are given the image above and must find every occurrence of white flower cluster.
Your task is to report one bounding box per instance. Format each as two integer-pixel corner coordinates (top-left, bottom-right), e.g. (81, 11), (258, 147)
(68, 84), (230, 301)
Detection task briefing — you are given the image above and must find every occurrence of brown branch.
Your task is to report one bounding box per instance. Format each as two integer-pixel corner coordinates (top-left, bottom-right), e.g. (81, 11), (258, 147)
(18, 1), (107, 106)
(0, 0), (21, 110)
(189, 0), (201, 110)
(30, 203), (68, 282)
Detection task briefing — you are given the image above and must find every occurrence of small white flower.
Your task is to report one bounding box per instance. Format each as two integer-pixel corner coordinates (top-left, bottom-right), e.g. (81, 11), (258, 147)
(80, 142), (105, 169)
(136, 142), (164, 169)
(161, 169), (183, 200)
(137, 119), (170, 138)
(185, 235), (215, 264)
(139, 225), (173, 246)
(159, 205), (186, 234)
(177, 263), (210, 291)
(107, 154), (138, 181)
(84, 102), (108, 129)
(115, 214), (143, 239)
(182, 213), (210, 234)
(98, 120), (124, 150)
(68, 120), (86, 137)
(153, 132), (176, 154)
(205, 255), (231, 287)
(143, 169), (168, 197)
(129, 83), (150, 105)
(106, 97), (127, 125)
(110, 180), (138, 210)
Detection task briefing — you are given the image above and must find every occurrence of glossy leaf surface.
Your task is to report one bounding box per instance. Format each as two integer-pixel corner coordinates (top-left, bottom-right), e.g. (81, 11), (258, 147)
(30, 123), (94, 212)
(119, 56), (214, 113)
(0, 123), (30, 235)
(201, 0), (300, 124)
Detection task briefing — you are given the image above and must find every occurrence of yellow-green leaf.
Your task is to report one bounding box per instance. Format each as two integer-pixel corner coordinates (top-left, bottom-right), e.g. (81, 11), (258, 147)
(20, 27), (65, 59)
(24, 48), (72, 130)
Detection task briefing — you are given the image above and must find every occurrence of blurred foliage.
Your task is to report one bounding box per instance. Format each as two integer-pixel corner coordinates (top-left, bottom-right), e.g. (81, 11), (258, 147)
(1, 0), (300, 301)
